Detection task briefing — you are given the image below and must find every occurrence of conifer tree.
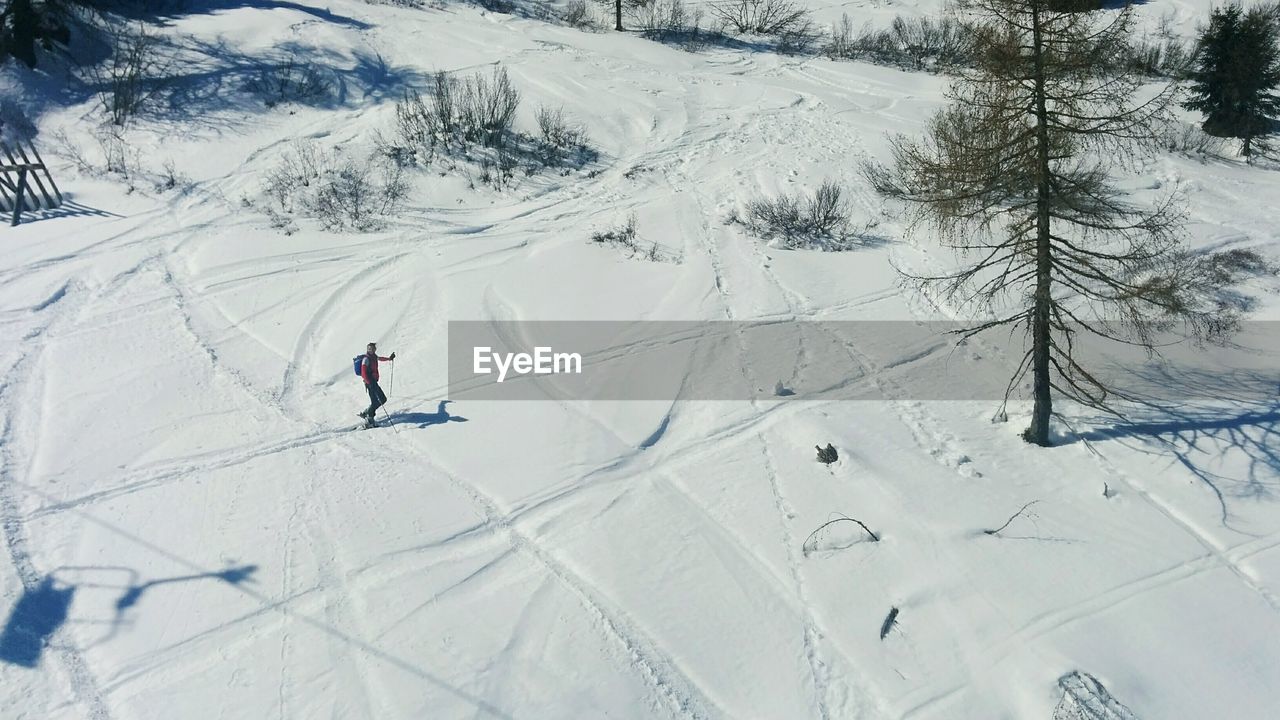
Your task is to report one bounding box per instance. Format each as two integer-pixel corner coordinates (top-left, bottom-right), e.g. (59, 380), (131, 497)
(1, 0), (71, 68)
(871, 0), (1245, 445)
(1, 0), (39, 67)
(1184, 3), (1280, 157)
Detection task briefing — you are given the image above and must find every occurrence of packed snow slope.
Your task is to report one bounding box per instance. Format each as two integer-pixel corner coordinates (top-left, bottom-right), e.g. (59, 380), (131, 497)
(3, 1), (1280, 718)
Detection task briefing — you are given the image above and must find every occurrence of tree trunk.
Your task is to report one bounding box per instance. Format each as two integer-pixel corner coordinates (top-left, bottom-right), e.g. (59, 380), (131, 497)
(615, 0), (623, 31)
(8, 0), (39, 68)
(1025, 2), (1054, 446)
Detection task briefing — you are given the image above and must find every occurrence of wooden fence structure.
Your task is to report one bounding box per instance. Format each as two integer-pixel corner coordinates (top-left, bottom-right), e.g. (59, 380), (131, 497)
(0, 138), (62, 227)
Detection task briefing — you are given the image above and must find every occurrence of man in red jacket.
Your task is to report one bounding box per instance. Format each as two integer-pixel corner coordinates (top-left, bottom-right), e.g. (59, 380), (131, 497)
(360, 342), (395, 426)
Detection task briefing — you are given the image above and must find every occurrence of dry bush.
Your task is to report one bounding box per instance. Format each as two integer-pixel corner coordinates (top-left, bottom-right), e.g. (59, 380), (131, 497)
(89, 22), (172, 126)
(741, 180), (871, 250)
(774, 15), (820, 55)
(457, 65), (521, 147)
(535, 105), (592, 167)
(562, 0), (595, 28)
(1163, 122), (1229, 158)
(393, 71), (454, 161)
(393, 66), (520, 157)
(391, 67), (596, 187)
(590, 214), (679, 261)
(246, 53), (333, 108)
(591, 213), (639, 248)
(711, 0), (808, 36)
(825, 13), (971, 70)
(1124, 35), (1194, 78)
(633, 0), (712, 48)
(264, 141), (408, 232)
(52, 125), (140, 180)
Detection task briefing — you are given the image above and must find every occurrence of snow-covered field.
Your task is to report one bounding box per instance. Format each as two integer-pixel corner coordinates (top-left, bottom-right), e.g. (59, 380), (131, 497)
(3, 1), (1280, 718)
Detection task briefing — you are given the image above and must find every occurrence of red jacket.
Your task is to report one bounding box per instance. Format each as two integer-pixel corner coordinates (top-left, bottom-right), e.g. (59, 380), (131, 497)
(362, 353), (392, 384)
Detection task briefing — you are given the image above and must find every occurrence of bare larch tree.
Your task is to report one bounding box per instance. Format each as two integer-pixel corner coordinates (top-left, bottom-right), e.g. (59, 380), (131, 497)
(596, 0), (645, 31)
(870, 0), (1249, 445)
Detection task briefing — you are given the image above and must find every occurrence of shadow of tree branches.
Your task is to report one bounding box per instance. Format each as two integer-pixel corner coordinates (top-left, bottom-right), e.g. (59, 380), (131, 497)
(1071, 366), (1280, 529)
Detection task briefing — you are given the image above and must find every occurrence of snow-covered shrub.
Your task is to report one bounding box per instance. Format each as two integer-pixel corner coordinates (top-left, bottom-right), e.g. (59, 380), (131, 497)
(825, 13), (858, 59)
(394, 73), (451, 161)
(476, 0), (517, 12)
(825, 14), (971, 71)
(745, 192), (803, 233)
(774, 16), (820, 55)
(591, 213), (638, 248)
(391, 68), (596, 186)
(457, 65), (521, 148)
(806, 181), (847, 236)
(53, 125), (140, 181)
(535, 105), (591, 167)
(1163, 122), (1228, 158)
(264, 141), (408, 232)
(246, 54), (333, 108)
(394, 66), (520, 155)
(890, 15), (970, 68)
(703, 0), (818, 53)
(477, 146), (520, 189)
(632, 0), (707, 47)
(561, 0), (595, 29)
(1123, 36), (1194, 78)
(89, 22), (171, 125)
(590, 214), (679, 261)
(741, 180), (866, 251)
(154, 158), (190, 193)
(711, 0), (807, 36)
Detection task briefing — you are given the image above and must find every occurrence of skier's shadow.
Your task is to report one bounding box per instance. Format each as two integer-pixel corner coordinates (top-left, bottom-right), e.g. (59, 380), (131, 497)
(395, 401), (469, 429)
(0, 564), (257, 668)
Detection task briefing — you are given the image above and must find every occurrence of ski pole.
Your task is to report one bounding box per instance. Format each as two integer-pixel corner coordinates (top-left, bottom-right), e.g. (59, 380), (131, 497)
(381, 404), (399, 434)
(388, 359), (395, 397)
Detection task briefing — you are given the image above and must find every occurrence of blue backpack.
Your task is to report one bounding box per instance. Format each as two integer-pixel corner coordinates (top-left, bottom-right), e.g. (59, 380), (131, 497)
(353, 355), (365, 376)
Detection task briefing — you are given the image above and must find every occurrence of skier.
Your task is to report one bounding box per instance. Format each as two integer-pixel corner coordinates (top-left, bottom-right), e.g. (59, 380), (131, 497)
(358, 342), (396, 427)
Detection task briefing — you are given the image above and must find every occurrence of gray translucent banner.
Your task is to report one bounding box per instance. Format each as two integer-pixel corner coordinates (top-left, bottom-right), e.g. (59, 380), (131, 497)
(447, 321), (1280, 402)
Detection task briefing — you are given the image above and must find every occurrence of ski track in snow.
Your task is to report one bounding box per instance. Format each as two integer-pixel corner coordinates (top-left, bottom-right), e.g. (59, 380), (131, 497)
(653, 114), (885, 717)
(5, 2), (1280, 718)
(757, 439), (837, 720)
(12, 22), (717, 720)
(1077, 436), (1280, 617)
(1, 269), (112, 719)
(654, 91), (987, 483)
(406, 447), (725, 720)
(23, 429), (347, 520)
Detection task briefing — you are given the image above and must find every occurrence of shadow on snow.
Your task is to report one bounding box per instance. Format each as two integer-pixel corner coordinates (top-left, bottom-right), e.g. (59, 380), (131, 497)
(1067, 366), (1280, 530)
(106, 0), (374, 30)
(0, 564), (257, 668)
(393, 400), (470, 428)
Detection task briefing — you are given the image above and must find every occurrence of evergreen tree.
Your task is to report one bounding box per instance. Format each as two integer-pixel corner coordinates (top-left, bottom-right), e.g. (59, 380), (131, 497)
(870, 0), (1243, 446)
(1184, 3), (1280, 157)
(1, 0), (71, 68)
(1, 0), (40, 67)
